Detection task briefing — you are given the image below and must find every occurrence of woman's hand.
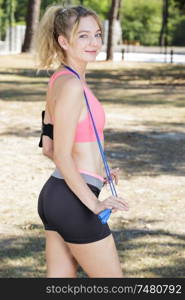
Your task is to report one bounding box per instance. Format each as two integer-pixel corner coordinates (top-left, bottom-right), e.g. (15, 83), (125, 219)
(103, 168), (120, 185)
(93, 195), (129, 215)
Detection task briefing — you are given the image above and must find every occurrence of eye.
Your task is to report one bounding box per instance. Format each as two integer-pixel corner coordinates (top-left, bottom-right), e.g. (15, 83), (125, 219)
(95, 33), (102, 38)
(79, 34), (88, 38)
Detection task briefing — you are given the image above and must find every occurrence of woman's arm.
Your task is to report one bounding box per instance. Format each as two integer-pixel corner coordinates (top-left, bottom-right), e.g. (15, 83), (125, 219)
(53, 76), (100, 213)
(42, 135), (53, 160)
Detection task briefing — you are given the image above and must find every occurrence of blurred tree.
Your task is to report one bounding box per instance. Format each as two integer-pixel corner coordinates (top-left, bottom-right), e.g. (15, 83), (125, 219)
(83, 0), (110, 19)
(170, 0), (185, 45)
(122, 0), (161, 46)
(0, 0), (16, 41)
(117, 0), (122, 20)
(159, 0), (169, 47)
(161, 0), (185, 46)
(106, 0), (121, 60)
(172, 16), (185, 45)
(64, 0), (72, 4)
(14, 0), (27, 23)
(173, 0), (185, 9)
(8, 0), (15, 51)
(22, 0), (41, 52)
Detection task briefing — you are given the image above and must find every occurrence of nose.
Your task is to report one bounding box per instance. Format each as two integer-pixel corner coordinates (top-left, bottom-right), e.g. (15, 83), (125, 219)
(89, 35), (99, 47)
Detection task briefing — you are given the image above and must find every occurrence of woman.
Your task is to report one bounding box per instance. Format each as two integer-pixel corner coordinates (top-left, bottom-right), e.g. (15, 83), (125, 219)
(35, 4), (128, 278)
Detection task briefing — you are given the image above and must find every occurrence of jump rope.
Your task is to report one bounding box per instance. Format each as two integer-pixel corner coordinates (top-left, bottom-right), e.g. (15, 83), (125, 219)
(63, 65), (118, 224)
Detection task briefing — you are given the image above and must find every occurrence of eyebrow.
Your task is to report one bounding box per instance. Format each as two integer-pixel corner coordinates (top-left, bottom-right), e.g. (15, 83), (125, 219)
(77, 29), (101, 34)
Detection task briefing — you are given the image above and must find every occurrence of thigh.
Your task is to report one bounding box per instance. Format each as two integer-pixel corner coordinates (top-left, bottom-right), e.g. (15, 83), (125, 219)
(66, 234), (123, 278)
(45, 230), (78, 278)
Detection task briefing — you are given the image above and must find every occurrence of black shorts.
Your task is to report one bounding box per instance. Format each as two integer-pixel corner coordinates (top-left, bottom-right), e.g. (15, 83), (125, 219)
(38, 176), (111, 244)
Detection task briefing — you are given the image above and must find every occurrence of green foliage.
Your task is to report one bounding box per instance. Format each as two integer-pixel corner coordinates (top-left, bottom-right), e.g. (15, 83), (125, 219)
(121, 0), (162, 46)
(120, 0), (185, 46)
(173, 0), (185, 10)
(166, 0), (185, 45)
(171, 15), (185, 45)
(39, 0), (110, 20)
(0, 0), (16, 40)
(81, 0), (110, 19)
(14, 0), (27, 23)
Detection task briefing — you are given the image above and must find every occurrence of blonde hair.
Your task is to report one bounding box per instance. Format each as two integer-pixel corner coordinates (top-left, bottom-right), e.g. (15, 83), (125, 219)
(34, 5), (103, 71)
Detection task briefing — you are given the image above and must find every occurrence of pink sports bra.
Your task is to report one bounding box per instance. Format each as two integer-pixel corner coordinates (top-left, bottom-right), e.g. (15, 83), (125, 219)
(48, 70), (106, 143)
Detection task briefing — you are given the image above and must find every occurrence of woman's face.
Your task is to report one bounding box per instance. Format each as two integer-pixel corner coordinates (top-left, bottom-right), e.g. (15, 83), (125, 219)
(65, 15), (103, 63)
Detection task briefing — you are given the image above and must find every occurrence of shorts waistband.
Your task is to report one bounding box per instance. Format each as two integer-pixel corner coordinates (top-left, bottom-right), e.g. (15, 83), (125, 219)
(51, 168), (104, 191)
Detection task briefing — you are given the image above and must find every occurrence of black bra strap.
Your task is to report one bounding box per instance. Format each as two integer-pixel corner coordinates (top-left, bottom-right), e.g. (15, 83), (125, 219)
(38, 111), (53, 147)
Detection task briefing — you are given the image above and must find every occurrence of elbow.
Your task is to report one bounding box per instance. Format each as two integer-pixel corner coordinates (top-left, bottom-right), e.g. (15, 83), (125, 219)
(53, 152), (61, 166)
(53, 151), (72, 166)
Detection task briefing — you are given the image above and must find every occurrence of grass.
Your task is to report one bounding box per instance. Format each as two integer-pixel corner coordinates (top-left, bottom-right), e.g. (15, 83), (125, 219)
(0, 53), (185, 278)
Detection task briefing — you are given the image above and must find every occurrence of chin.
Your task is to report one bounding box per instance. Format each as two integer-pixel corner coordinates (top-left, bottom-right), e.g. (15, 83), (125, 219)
(83, 55), (98, 63)
(82, 51), (100, 62)
(86, 57), (97, 62)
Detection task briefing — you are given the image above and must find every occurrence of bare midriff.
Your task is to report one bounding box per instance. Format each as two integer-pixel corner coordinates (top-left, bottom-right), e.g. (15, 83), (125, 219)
(72, 139), (105, 180)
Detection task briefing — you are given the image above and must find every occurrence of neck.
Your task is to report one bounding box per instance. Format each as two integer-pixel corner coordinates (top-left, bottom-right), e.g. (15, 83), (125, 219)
(64, 58), (87, 81)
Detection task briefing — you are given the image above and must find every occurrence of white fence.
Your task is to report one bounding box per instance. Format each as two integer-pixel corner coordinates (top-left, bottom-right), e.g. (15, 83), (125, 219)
(0, 25), (26, 54)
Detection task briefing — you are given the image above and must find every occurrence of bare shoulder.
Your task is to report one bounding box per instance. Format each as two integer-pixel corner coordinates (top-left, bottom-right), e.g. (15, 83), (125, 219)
(53, 73), (84, 118)
(53, 73), (83, 98)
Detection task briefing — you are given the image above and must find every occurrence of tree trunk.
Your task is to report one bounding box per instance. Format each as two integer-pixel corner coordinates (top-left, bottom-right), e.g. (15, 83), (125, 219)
(117, 0), (123, 45)
(106, 0), (120, 61)
(22, 0), (41, 53)
(117, 0), (122, 20)
(159, 0), (169, 47)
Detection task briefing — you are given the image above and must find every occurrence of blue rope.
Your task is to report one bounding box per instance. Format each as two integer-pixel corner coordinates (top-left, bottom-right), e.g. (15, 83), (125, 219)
(64, 65), (118, 224)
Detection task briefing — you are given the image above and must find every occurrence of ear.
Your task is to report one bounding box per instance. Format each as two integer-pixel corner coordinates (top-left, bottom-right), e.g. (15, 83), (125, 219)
(58, 35), (68, 50)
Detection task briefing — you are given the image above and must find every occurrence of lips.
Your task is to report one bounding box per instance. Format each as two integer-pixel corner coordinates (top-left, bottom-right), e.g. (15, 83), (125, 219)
(85, 50), (97, 53)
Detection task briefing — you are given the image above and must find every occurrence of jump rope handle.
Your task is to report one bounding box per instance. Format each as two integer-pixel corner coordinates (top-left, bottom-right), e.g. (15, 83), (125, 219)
(64, 65), (118, 224)
(98, 208), (112, 224)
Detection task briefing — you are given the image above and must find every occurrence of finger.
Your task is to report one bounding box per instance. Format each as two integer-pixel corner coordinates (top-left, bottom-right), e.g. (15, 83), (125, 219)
(109, 201), (126, 211)
(111, 174), (116, 184)
(111, 198), (129, 209)
(111, 173), (118, 185)
(118, 198), (129, 206)
(111, 171), (119, 185)
(111, 173), (117, 184)
(117, 200), (129, 210)
(117, 197), (128, 205)
(110, 170), (116, 177)
(112, 168), (119, 175)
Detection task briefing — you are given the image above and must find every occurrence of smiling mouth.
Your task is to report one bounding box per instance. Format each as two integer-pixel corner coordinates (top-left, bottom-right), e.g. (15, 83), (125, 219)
(85, 50), (97, 53)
